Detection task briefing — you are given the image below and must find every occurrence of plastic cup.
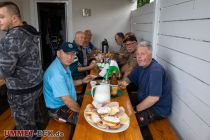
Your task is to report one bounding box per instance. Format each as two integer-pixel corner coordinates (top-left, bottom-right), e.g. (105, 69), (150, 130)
(111, 85), (118, 96)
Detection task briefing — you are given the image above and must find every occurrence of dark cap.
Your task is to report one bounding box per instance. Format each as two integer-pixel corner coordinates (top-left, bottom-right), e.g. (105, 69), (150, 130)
(58, 42), (76, 53)
(123, 35), (137, 43)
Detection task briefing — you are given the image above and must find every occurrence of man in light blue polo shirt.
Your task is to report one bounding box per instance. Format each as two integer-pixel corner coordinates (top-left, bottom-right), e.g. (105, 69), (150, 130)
(43, 42), (92, 124)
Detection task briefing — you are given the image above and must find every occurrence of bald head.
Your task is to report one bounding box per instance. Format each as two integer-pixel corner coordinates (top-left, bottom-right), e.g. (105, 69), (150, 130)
(74, 31), (85, 46)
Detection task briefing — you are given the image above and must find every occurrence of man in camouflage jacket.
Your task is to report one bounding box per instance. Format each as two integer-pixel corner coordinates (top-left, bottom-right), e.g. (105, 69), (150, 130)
(0, 2), (43, 139)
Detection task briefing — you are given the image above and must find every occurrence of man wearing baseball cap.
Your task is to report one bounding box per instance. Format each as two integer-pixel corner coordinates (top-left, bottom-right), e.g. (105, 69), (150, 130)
(43, 42), (92, 124)
(121, 35), (138, 80)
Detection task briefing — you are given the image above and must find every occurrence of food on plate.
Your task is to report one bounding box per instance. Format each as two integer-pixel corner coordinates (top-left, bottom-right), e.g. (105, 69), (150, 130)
(91, 113), (101, 123)
(96, 121), (108, 129)
(97, 107), (111, 115)
(104, 101), (119, 108)
(84, 104), (97, 115)
(92, 100), (103, 109)
(84, 101), (130, 130)
(118, 114), (129, 125)
(109, 107), (120, 115)
(102, 116), (121, 129)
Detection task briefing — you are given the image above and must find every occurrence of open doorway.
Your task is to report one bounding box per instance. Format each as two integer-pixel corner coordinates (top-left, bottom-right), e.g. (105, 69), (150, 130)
(37, 2), (66, 70)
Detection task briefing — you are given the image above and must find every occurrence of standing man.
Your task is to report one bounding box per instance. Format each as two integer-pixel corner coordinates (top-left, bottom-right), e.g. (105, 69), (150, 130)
(121, 41), (172, 127)
(0, 1), (43, 139)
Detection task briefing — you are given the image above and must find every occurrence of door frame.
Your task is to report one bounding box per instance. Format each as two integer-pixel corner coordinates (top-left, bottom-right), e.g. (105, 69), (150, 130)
(31, 0), (73, 42)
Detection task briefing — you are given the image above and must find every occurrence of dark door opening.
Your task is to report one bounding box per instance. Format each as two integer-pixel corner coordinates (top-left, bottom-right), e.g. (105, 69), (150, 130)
(37, 2), (66, 70)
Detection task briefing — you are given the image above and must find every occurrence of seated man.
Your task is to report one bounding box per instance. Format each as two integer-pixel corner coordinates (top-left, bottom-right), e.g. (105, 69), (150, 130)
(70, 31), (96, 80)
(114, 32), (129, 68)
(121, 35), (138, 79)
(43, 42), (92, 125)
(84, 29), (97, 54)
(121, 41), (172, 127)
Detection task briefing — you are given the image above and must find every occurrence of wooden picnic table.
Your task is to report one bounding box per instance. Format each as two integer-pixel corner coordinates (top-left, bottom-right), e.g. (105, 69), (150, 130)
(72, 67), (143, 140)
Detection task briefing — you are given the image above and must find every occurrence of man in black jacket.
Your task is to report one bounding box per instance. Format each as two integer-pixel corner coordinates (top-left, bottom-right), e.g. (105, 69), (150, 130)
(0, 2), (43, 139)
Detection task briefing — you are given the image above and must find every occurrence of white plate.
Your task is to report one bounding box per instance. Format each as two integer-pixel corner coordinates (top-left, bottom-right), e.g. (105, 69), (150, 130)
(84, 113), (130, 133)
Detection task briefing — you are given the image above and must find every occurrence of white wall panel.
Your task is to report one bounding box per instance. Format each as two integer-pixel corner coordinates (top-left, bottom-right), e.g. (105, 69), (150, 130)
(132, 23), (153, 33)
(157, 46), (210, 85)
(131, 2), (155, 43)
(158, 35), (210, 62)
(132, 2), (154, 16)
(160, 0), (210, 21)
(157, 55), (210, 108)
(132, 13), (154, 24)
(159, 20), (210, 41)
(133, 0), (210, 139)
(171, 95), (207, 140)
(160, 0), (193, 8)
(135, 31), (153, 42)
(173, 80), (210, 126)
(158, 57), (210, 140)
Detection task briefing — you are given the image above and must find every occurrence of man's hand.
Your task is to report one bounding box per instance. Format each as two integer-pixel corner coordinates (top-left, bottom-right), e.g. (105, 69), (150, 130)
(82, 75), (92, 84)
(136, 96), (160, 112)
(88, 60), (97, 69)
(118, 80), (128, 89)
(61, 96), (80, 112)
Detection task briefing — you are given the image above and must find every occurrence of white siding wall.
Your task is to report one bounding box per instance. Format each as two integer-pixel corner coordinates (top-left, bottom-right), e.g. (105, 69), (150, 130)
(158, 0), (210, 139)
(131, 0), (210, 139)
(131, 2), (155, 42)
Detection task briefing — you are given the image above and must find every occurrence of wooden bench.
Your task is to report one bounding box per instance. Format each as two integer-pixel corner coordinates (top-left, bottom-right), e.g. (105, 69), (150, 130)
(41, 119), (74, 140)
(0, 108), (16, 139)
(148, 119), (179, 140)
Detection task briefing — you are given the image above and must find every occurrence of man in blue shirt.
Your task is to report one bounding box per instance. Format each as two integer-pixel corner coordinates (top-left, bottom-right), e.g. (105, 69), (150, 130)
(43, 42), (92, 124)
(121, 41), (172, 127)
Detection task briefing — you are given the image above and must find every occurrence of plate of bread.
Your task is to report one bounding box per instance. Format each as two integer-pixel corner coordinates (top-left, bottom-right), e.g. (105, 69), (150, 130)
(84, 101), (130, 133)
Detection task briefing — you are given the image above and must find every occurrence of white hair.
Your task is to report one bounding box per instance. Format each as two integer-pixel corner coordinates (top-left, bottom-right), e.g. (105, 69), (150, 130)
(138, 41), (152, 53)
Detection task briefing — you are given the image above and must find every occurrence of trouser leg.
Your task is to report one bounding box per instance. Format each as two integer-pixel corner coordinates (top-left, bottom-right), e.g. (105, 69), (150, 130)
(136, 108), (164, 127)
(7, 88), (43, 140)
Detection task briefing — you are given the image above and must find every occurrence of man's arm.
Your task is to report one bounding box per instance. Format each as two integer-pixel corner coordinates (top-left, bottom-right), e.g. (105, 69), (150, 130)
(136, 96), (160, 112)
(0, 37), (18, 78)
(61, 96), (80, 112)
(73, 75), (92, 86)
(78, 61), (96, 72)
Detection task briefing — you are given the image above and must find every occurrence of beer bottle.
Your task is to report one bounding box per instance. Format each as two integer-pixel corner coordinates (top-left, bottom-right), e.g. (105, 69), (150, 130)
(110, 71), (118, 96)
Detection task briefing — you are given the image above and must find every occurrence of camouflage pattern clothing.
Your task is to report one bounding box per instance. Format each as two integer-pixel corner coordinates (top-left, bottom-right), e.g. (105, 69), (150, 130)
(7, 88), (43, 139)
(0, 24), (42, 90)
(127, 51), (137, 69)
(115, 45), (129, 67)
(0, 23), (43, 139)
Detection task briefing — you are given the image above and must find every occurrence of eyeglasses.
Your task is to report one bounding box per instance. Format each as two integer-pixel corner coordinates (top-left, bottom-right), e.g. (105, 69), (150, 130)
(125, 42), (136, 46)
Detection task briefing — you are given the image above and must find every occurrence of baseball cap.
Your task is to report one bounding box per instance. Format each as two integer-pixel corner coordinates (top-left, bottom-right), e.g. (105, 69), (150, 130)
(123, 35), (137, 43)
(58, 42), (76, 53)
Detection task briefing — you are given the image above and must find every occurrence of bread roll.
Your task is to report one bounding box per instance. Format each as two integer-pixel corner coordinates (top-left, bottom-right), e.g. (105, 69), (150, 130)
(91, 113), (101, 123)
(97, 107), (111, 115)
